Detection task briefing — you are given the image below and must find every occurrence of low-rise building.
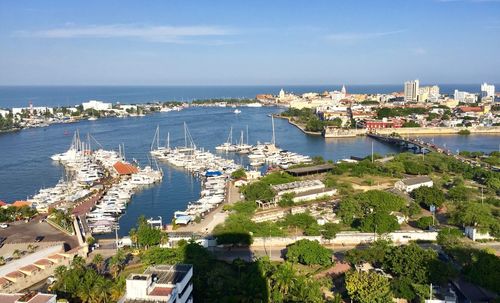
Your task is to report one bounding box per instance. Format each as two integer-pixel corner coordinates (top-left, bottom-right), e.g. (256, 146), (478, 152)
(125, 264), (193, 303)
(0, 109), (10, 118)
(82, 100), (112, 111)
(394, 176), (433, 193)
(464, 226), (494, 241)
(271, 180), (337, 203)
(359, 118), (403, 129)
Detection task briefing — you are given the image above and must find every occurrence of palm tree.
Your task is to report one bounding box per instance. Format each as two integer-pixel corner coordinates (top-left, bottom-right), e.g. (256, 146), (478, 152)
(271, 262), (297, 299)
(71, 255), (86, 271)
(109, 250), (126, 278)
(92, 254), (105, 274)
(160, 232), (169, 245)
(0, 256), (5, 266)
(12, 249), (21, 259)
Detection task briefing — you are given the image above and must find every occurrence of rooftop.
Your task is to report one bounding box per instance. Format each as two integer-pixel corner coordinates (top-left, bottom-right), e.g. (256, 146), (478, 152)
(142, 264), (192, 285)
(401, 175), (432, 186)
(272, 179), (324, 192)
(286, 164), (334, 176)
(0, 292), (56, 303)
(113, 161), (139, 175)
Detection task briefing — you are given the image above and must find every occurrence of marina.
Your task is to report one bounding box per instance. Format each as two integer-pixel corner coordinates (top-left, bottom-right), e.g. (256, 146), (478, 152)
(1, 106), (498, 236)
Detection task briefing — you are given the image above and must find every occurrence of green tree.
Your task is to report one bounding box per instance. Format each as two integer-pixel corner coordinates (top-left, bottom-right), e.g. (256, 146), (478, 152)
(321, 223), (340, 239)
(449, 202), (494, 233)
(231, 168), (247, 179)
(411, 186), (445, 208)
(278, 192), (295, 207)
(285, 239), (332, 266)
(134, 216), (162, 248)
(360, 212), (400, 234)
(415, 216), (434, 230)
(345, 270), (393, 303)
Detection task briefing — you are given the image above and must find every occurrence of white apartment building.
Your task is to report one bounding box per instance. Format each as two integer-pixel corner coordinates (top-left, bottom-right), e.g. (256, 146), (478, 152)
(418, 85), (440, 102)
(454, 90), (478, 103)
(125, 264), (193, 303)
(404, 80), (420, 102)
(82, 100), (112, 111)
(480, 82), (495, 98)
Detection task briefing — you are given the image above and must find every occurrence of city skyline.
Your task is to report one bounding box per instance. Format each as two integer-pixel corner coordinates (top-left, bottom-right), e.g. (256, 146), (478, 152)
(1, 0), (500, 85)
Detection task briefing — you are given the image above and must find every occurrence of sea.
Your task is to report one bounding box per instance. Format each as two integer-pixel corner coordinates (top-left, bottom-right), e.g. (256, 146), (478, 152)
(0, 86), (498, 236)
(0, 84), (492, 108)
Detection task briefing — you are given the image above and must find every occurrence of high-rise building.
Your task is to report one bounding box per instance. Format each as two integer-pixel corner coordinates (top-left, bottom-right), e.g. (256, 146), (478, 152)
(404, 80), (419, 102)
(454, 90), (478, 103)
(480, 83), (495, 98)
(418, 85), (440, 102)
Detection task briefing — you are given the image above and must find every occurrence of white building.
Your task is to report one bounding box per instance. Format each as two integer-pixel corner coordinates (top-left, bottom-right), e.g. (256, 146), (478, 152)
(125, 264), (193, 303)
(394, 176), (433, 193)
(464, 226), (494, 241)
(12, 107), (53, 116)
(418, 85), (440, 102)
(272, 180), (337, 203)
(404, 79), (420, 102)
(82, 100), (112, 111)
(480, 82), (495, 99)
(454, 90), (478, 103)
(0, 109), (9, 118)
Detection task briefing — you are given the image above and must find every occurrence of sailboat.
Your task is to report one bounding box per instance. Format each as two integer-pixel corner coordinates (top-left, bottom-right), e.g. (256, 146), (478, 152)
(234, 109), (242, 114)
(237, 126), (252, 153)
(215, 126), (238, 152)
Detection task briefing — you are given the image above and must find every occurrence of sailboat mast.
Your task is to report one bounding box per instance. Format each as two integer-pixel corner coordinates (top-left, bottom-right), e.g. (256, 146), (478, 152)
(167, 132), (170, 149)
(246, 125), (249, 145)
(184, 122), (187, 147)
(157, 125), (160, 150)
(271, 116), (276, 146)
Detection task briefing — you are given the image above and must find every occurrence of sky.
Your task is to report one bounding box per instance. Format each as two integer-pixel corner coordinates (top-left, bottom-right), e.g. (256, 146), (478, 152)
(0, 0), (499, 85)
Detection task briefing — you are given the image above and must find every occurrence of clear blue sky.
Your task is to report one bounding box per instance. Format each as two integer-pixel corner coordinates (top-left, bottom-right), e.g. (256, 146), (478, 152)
(0, 0), (499, 85)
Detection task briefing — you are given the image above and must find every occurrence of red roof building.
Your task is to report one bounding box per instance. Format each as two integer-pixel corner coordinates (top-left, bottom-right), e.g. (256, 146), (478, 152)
(11, 201), (31, 208)
(113, 161), (139, 175)
(0, 200), (7, 207)
(458, 106), (483, 113)
(361, 119), (403, 129)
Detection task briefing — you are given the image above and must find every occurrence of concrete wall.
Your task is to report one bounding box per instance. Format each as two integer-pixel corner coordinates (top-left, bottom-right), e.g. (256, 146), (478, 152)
(251, 231), (438, 246)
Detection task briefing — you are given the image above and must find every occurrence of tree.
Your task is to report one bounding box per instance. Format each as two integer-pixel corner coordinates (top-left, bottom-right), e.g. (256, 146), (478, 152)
(270, 262), (297, 301)
(134, 216), (162, 248)
(411, 186), (445, 208)
(360, 212), (400, 234)
(447, 185), (471, 202)
(437, 227), (463, 248)
(285, 239), (332, 266)
(449, 202), (495, 232)
(321, 223), (340, 239)
(382, 243), (437, 284)
(109, 249), (127, 278)
(242, 181), (275, 201)
(345, 270), (392, 303)
(278, 192), (295, 207)
(92, 254), (105, 274)
(415, 216), (434, 230)
(231, 168), (246, 180)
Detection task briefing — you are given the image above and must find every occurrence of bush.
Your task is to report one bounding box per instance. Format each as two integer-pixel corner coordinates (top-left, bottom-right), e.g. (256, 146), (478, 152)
(411, 186), (445, 208)
(360, 212), (400, 234)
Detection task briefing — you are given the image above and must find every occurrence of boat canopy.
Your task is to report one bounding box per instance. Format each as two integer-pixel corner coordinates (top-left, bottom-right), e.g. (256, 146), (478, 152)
(205, 170), (223, 177)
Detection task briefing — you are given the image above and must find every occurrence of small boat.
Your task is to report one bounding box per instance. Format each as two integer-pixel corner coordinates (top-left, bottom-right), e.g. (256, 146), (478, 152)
(234, 109), (242, 114)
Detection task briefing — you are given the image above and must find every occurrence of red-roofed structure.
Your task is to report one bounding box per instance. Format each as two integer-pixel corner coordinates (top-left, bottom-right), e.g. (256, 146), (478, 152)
(113, 161), (139, 175)
(149, 287), (174, 296)
(0, 200), (7, 207)
(458, 106), (483, 113)
(11, 201), (30, 208)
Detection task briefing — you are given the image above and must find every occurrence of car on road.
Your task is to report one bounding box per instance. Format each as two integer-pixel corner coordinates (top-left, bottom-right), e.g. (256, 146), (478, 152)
(35, 235), (44, 242)
(0, 223), (9, 229)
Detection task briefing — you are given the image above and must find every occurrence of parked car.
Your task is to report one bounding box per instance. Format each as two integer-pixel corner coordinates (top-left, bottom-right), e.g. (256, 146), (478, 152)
(0, 223), (9, 229)
(35, 236), (44, 242)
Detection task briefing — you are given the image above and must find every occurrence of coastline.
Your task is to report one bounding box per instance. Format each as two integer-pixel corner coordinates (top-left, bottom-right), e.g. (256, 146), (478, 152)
(272, 114), (322, 136)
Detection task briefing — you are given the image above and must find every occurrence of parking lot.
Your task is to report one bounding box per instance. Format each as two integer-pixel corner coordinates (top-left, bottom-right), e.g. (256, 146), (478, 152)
(0, 220), (78, 250)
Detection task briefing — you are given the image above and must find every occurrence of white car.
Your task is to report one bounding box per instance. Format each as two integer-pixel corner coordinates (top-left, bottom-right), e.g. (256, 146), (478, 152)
(0, 223), (9, 229)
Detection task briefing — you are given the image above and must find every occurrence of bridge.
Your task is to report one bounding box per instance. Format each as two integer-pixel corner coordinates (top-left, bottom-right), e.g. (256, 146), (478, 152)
(367, 132), (499, 172)
(366, 132), (451, 154)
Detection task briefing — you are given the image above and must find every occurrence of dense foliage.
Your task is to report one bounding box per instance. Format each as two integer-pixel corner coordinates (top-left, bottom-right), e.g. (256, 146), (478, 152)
(285, 239), (333, 266)
(411, 186), (445, 208)
(0, 205), (37, 222)
(129, 215), (166, 248)
(345, 270), (392, 303)
(376, 107), (428, 119)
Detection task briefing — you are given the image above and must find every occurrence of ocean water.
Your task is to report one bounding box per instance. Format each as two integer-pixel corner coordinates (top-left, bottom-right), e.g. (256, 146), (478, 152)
(0, 84), (491, 108)
(0, 106), (498, 236)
